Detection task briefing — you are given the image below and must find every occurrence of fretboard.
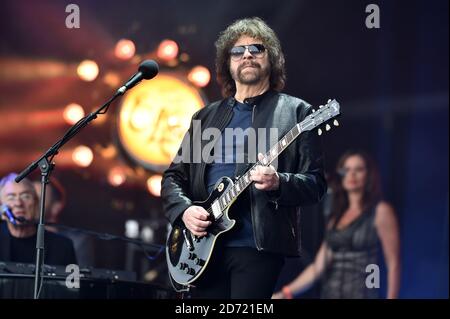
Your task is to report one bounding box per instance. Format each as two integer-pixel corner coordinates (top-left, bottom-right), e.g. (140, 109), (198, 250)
(216, 122), (304, 211)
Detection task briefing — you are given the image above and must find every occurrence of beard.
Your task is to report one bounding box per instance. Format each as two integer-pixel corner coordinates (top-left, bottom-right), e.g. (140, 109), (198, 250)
(231, 61), (270, 85)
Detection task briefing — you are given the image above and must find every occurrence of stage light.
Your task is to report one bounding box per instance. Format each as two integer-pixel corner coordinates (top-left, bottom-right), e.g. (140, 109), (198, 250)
(147, 175), (162, 197)
(77, 60), (99, 81)
(118, 74), (204, 171)
(157, 39), (179, 61)
(130, 105), (152, 131)
(108, 166), (126, 187)
(179, 53), (190, 63)
(144, 270), (158, 282)
(103, 72), (121, 88)
(125, 220), (139, 238)
(188, 66), (211, 87)
(141, 226), (154, 243)
(115, 39), (136, 60)
(167, 116), (178, 127)
(63, 103), (85, 125)
(72, 145), (94, 167)
(97, 144), (117, 159)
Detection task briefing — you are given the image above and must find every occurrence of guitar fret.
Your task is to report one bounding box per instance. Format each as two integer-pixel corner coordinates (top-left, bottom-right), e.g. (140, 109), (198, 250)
(224, 128), (302, 208)
(292, 124), (299, 136)
(271, 148), (277, 157)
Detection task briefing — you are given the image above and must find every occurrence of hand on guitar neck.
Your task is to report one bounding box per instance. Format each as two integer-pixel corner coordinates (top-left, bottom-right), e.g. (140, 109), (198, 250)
(182, 206), (212, 237)
(249, 153), (280, 191)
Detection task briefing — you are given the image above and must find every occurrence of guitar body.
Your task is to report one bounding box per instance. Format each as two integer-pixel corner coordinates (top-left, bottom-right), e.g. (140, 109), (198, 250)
(166, 176), (236, 286)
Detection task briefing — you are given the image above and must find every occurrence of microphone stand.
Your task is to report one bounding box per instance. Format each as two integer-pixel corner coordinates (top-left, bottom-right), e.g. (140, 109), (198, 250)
(15, 87), (128, 299)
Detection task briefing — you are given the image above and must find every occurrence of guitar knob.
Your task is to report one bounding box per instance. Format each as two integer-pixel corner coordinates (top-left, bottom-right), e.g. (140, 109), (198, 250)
(333, 119), (339, 126)
(185, 267), (195, 275)
(188, 253), (197, 260)
(195, 258), (205, 266)
(179, 263), (188, 270)
(325, 124), (331, 131)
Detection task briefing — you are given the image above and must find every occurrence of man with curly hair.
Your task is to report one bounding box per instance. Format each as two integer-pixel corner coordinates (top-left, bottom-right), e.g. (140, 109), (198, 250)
(162, 17), (327, 298)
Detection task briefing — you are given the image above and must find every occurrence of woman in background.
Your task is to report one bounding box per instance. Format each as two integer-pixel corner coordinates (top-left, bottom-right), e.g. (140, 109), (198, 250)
(273, 150), (401, 299)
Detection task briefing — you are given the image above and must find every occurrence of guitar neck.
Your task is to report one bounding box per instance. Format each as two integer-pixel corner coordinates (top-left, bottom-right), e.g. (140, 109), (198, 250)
(215, 98), (340, 212)
(216, 122), (303, 211)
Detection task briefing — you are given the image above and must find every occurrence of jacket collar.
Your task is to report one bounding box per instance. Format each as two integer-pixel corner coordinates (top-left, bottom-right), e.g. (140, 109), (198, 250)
(226, 89), (277, 108)
(242, 89), (276, 106)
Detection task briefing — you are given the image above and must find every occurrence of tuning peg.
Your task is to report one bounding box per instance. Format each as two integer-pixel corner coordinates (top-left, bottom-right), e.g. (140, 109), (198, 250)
(333, 119), (339, 126)
(319, 105), (323, 108)
(327, 99), (331, 103)
(325, 124), (331, 131)
(318, 128), (322, 136)
(312, 109), (316, 113)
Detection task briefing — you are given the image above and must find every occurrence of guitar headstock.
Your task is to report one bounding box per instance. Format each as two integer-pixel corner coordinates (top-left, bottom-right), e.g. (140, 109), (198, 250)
(301, 99), (341, 135)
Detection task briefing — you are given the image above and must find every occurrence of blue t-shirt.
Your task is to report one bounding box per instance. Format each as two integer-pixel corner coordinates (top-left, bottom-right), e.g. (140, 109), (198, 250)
(205, 100), (255, 247)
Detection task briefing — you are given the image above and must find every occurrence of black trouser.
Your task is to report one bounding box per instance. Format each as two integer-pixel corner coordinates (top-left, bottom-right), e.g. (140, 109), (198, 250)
(191, 246), (285, 299)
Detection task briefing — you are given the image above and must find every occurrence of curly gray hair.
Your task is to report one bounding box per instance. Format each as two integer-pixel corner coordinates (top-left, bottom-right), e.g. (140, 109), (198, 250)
(215, 17), (286, 97)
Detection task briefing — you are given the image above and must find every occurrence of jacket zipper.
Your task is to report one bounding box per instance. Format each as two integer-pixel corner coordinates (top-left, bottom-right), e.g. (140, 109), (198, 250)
(250, 103), (262, 250)
(251, 104), (256, 123)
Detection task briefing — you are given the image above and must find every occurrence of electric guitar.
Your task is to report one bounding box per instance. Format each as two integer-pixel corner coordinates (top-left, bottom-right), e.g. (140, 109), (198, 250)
(166, 99), (341, 288)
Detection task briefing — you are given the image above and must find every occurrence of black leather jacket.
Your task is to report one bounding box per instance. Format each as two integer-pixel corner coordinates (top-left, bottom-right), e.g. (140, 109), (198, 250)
(161, 90), (327, 256)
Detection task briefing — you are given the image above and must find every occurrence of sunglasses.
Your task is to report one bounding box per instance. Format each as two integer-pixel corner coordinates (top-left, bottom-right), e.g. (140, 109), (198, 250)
(229, 44), (266, 60)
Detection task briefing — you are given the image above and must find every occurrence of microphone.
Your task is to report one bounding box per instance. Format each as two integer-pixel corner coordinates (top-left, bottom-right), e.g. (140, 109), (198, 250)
(1, 205), (28, 225)
(1, 204), (17, 225)
(118, 60), (159, 94)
